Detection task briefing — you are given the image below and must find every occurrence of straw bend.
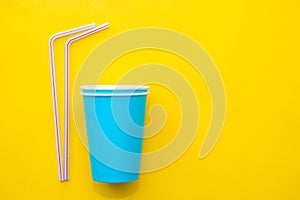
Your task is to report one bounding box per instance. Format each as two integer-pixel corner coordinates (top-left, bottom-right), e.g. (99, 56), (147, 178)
(65, 22), (110, 47)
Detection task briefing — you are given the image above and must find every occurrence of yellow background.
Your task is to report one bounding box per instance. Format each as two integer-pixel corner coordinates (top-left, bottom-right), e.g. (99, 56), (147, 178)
(1, 0), (300, 199)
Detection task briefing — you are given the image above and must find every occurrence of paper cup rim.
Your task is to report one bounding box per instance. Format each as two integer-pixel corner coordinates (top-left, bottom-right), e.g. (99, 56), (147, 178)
(80, 85), (149, 90)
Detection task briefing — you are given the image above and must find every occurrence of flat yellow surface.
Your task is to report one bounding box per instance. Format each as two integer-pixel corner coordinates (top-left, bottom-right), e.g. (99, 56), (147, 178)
(1, 0), (300, 199)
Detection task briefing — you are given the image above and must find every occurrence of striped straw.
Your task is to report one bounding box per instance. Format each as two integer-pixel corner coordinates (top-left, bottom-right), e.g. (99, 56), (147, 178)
(49, 23), (96, 181)
(63, 22), (110, 181)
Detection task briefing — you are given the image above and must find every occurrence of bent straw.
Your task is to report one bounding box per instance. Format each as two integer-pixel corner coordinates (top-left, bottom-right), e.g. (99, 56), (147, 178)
(63, 22), (110, 181)
(49, 23), (96, 181)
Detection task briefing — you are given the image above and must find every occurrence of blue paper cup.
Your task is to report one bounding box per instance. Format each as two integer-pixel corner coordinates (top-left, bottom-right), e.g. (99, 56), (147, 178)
(81, 85), (149, 183)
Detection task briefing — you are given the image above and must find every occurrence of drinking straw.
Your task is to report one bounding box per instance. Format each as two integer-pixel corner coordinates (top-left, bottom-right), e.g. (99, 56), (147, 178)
(49, 23), (96, 181)
(63, 22), (110, 181)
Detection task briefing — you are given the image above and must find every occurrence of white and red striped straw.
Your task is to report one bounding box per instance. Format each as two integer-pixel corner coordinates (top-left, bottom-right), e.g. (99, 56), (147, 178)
(63, 22), (110, 181)
(49, 23), (96, 181)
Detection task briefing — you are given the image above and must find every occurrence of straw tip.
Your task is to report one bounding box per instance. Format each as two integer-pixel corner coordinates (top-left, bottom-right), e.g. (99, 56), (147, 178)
(103, 22), (110, 27)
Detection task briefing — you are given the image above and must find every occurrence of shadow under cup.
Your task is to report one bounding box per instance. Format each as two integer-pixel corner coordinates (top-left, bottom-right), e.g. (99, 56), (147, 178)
(81, 85), (149, 183)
